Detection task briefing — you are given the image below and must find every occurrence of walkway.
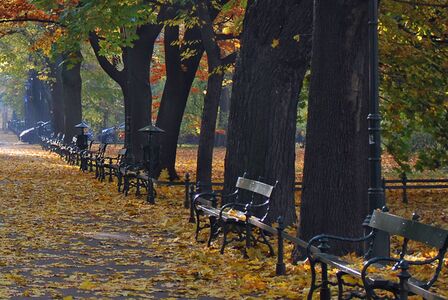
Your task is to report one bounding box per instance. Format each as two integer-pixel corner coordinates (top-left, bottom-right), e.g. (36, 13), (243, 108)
(0, 132), (212, 299)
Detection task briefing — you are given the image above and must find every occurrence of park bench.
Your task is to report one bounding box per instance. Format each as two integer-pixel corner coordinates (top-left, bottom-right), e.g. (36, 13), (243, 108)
(192, 175), (277, 256)
(119, 145), (161, 200)
(98, 148), (127, 185)
(65, 136), (78, 164)
(119, 164), (153, 201)
(40, 133), (54, 151)
(49, 133), (65, 154)
(82, 143), (108, 176)
(306, 208), (448, 300)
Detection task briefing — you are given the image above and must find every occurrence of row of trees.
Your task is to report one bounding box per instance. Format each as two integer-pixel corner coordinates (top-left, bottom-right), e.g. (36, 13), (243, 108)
(1, 0), (447, 252)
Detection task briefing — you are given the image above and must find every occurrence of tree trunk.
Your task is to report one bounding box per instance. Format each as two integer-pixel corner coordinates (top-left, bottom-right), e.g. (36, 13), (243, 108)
(90, 23), (161, 163)
(25, 70), (51, 128)
(155, 4), (224, 179)
(223, 0), (312, 226)
(195, 0), (229, 188)
(49, 57), (65, 135)
(24, 73), (35, 128)
(218, 85), (230, 130)
(299, 0), (370, 254)
(196, 71), (225, 187)
(61, 51), (83, 143)
(155, 26), (204, 179)
(122, 37), (156, 163)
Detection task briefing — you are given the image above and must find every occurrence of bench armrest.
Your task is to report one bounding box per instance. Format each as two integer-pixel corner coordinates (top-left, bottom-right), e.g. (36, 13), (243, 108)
(193, 192), (219, 207)
(307, 232), (374, 259)
(249, 200), (269, 209)
(361, 257), (405, 297)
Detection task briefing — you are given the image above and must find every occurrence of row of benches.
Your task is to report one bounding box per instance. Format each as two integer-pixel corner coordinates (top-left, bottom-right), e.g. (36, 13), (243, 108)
(191, 175), (447, 299)
(41, 134), (154, 202)
(41, 135), (447, 299)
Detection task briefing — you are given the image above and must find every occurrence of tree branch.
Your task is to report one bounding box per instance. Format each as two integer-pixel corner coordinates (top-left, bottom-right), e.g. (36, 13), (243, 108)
(88, 31), (124, 85)
(216, 33), (240, 40)
(222, 52), (237, 65)
(0, 18), (61, 25)
(391, 0), (448, 7)
(196, 0), (222, 69)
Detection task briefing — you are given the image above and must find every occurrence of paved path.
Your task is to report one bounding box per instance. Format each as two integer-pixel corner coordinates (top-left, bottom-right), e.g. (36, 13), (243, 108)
(0, 132), (211, 299)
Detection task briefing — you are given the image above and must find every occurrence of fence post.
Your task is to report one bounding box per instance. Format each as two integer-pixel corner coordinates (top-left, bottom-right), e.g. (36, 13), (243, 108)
(188, 182), (198, 223)
(397, 260), (410, 300)
(184, 173), (190, 209)
(276, 216), (286, 276)
(401, 173), (408, 204)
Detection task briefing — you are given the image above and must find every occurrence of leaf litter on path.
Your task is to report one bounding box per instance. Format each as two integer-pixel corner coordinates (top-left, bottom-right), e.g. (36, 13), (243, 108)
(0, 132), (446, 299)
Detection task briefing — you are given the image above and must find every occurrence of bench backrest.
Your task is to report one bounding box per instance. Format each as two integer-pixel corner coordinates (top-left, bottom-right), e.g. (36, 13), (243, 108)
(369, 210), (448, 289)
(369, 211), (448, 249)
(117, 148), (127, 163)
(98, 143), (108, 155)
(236, 177), (274, 198)
(118, 148), (127, 156)
(234, 176), (276, 221)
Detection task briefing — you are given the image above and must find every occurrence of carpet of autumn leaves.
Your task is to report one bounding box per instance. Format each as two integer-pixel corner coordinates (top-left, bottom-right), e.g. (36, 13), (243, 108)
(0, 132), (447, 299)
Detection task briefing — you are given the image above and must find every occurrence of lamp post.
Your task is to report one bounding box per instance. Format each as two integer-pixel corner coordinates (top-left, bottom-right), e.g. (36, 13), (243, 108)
(368, 0), (389, 257)
(138, 123), (165, 204)
(75, 121), (90, 171)
(75, 121), (90, 150)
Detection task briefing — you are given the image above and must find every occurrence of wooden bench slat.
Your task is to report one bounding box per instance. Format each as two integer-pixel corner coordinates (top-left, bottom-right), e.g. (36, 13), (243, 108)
(370, 211), (448, 248)
(236, 177), (274, 197)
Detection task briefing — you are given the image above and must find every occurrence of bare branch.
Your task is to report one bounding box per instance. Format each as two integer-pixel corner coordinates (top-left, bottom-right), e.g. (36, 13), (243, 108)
(88, 31), (124, 85)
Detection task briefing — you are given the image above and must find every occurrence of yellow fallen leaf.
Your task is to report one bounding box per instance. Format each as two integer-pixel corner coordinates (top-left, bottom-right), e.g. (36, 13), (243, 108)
(79, 280), (96, 290)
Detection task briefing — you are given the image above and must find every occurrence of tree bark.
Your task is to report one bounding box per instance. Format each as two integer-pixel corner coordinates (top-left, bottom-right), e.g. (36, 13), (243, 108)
(155, 5), (225, 180)
(25, 70), (51, 128)
(299, 0), (370, 254)
(61, 51), (83, 143)
(89, 23), (162, 163)
(195, 0), (230, 188)
(49, 56), (65, 135)
(155, 26), (203, 179)
(122, 25), (159, 163)
(223, 0), (312, 226)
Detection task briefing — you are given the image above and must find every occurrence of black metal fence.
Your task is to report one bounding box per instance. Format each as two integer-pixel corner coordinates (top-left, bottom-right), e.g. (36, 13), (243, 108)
(153, 173), (448, 219)
(383, 174), (448, 203)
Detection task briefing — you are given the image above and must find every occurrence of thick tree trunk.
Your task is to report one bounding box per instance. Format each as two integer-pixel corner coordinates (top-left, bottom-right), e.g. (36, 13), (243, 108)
(90, 24), (161, 163)
(223, 0), (312, 226)
(155, 4), (224, 179)
(299, 0), (370, 254)
(49, 57), (65, 135)
(122, 41), (155, 163)
(25, 70), (51, 128)
(155, 26), (204, 179)
(61, 51), (83, 143)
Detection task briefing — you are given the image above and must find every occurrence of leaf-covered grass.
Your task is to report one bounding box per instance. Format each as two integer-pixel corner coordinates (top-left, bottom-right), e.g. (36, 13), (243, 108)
(0, 133), (446, 299)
